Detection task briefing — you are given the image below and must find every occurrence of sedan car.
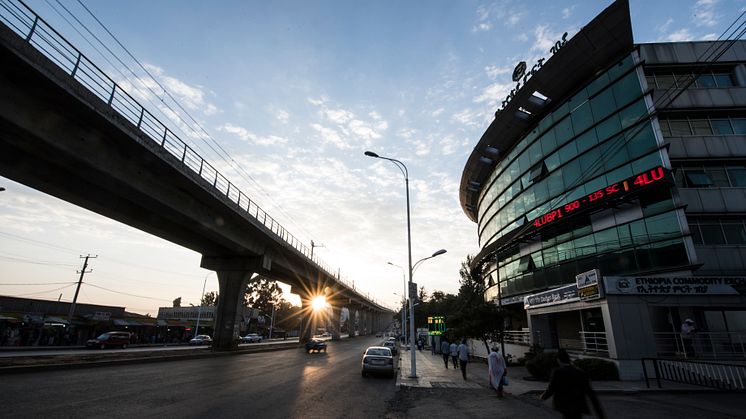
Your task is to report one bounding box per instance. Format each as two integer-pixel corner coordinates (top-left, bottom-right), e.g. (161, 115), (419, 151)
(240, 333), (262, 343)
(305, 338), (327, 353)
(361, 346), (395, 377)
(86, 331), (131, 349)
(382, 340), (398, 356)
(189, 335), (212, 346)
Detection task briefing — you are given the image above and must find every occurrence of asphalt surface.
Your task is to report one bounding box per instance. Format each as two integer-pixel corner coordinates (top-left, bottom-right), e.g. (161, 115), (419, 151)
(1, 336), (397, 418)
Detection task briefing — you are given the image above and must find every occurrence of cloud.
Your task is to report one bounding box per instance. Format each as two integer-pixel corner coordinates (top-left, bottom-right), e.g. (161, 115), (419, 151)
(472, 3), (523, 33)
(474, 81), (513, 107)
(665, 28), (694, 42)
(657, 17), (675, 33)
(275, 108), (290, 124)
(218, 123), (289, 146)
(562, 6), (576, 19)
(307, 97), (389, 149)
(310, 123), (350, 149)
(532, 24), (559, 53)
(693, 0), (719, 27)
(143, 64), (219, 116)
(485, 65), (511, 80)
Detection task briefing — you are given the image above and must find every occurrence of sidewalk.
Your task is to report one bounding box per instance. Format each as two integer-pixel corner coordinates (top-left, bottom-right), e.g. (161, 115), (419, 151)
(396, 347), (712, 394)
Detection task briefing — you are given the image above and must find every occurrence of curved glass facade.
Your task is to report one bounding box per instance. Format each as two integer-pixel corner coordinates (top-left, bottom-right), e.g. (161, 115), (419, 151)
(476, 53), (692, 301)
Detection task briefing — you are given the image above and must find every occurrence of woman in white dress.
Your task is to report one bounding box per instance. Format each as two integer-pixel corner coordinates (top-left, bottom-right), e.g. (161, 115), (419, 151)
(488, 345), (507, 397)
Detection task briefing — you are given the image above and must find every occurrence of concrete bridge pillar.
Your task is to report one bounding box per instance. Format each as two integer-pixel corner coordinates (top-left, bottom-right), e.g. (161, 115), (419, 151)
(299, 295), (315, 343)
(330, 304), (342, 341)
(201, 256), (267, 351)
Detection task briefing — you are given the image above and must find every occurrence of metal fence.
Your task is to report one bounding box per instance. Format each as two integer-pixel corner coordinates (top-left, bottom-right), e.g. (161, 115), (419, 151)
(642, 357), (746, 390)
(653, 331), (746, 360)
(559, 331), (609, 356)
(0, 0), (384, 308)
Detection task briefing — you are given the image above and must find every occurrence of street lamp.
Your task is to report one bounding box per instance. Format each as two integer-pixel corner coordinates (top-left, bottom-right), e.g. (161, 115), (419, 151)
(393, 292), (407, 345)
(366, 150), (423, 377)
(413, 249), (447, 275)
(388, 262), (407, 344)
(194, 273), (210, 337)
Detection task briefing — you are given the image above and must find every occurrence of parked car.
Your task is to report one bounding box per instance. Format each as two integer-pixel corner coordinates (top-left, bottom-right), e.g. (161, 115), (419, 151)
(189, 335), (212, 346)
(361, 346), (394, 377)
(86, 331), (131, 349)
(382, 340), (398, 356)
(240, 333), (262, 343)
(305, 338), (327, 353)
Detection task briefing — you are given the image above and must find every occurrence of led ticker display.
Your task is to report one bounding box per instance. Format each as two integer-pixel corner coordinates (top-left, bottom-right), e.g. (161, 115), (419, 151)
(428, 316), (446, 336)
(531, 166), (671, 230)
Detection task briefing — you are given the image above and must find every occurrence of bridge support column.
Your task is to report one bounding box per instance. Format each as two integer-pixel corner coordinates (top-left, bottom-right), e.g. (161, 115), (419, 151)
(331, 305), (342, 341)
(212, 270), (251, 351)
(201, 255), (269, 351)
(299, 295), (315, 343)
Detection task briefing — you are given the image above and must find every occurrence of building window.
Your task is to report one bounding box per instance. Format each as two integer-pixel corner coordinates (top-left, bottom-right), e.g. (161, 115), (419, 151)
(689, 219), (746, 245)
(684, 171), (713, 187)
(699, 223), (726, 245)
(646, 69), (736, 89)
(673, 164), (746, 188)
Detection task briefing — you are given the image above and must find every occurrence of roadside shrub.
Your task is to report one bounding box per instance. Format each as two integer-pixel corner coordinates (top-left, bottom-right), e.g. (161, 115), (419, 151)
(525, 351), (558, 380)
(573, 358), (619, 380)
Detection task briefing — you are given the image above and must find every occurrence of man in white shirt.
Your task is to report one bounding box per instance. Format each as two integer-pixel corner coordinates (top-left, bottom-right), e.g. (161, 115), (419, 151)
(457, 339), (469, 380)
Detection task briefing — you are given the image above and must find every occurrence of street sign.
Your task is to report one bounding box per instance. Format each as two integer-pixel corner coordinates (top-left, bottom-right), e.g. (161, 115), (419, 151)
(409, 281), (418, 300)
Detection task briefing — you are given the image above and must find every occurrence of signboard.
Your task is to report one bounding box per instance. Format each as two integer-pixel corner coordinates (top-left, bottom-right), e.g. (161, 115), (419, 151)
(428, 315), (446, 336)
(576, 269), (600, 289)
(92, 311), (111, 321)
(499, 294), (531, 306)
(524, 283), (579, 309)
(578, 283), (603, 301)
(604, 276), (746, 296)
(531, 166), (671, 231)
(409, 281), (418, 300)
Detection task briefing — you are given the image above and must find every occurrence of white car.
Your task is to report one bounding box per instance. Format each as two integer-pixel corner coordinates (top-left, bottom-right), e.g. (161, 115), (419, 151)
(241, 333), (262, 343)
(189, 335), (212, 346)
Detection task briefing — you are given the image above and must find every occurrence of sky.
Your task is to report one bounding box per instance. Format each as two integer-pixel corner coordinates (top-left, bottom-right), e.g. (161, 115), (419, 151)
(1, 0), (744, 316)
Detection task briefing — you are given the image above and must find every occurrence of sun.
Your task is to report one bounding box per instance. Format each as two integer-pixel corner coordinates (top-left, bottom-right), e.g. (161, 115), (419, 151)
(311, 295), (327, 311)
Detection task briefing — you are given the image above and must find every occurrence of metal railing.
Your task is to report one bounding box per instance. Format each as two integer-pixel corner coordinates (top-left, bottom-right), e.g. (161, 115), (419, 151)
(503, 330), (532, 345)
(559, 331), (609, 355)
(0, 0), (384, 309)
(642, 358), (746, 390)
(653, 332), (746, 360)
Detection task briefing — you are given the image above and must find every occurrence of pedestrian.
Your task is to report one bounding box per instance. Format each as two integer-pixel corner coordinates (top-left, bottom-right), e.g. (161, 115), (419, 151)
(680, 318), (697, 357)
(457, 339), (469, 380)
(449, 340), (458, 369)
(540, 349), (605, 419)
(440, 338), (451, 368)
(488, 344), (507, 398)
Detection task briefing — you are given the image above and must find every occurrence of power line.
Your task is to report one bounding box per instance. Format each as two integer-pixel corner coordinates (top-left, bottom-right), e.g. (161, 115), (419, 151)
(0, 254), (78, 267)
(0, 282), (76, 286)
(84, 283), (172, 302)
(16, 283), (76, 297)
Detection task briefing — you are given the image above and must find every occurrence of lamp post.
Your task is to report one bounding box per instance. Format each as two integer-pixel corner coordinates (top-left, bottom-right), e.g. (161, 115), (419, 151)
(194, 273), (210, 337)
(365, 150), (417, 377)
(393, 292), (407, 345)
(388, 262), (407, 344)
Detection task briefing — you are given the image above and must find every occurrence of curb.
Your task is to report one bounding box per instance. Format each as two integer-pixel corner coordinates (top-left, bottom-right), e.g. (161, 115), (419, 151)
(0, 342), (300, 375)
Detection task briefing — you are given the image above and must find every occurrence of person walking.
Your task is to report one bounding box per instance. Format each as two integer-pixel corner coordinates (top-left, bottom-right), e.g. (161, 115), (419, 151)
(449, 341), (458, 369)
(440, 338), (450, 368)
(457, 339), (469, 380)
(680, 318), (697, 357)
(540, 349), (605, 419)
(488, 345), (507, 398)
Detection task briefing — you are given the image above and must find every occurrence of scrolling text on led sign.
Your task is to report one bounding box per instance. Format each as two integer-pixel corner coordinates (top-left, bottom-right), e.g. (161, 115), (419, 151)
(531, 166), (671, 230)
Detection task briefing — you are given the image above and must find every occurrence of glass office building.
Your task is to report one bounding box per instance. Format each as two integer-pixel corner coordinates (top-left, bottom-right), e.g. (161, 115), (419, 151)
(460, 0), (746, 378)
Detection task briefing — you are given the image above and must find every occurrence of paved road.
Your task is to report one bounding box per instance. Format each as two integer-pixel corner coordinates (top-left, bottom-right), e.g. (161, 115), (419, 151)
(0, 337), (305, 358)
(1, 336), (396, 418)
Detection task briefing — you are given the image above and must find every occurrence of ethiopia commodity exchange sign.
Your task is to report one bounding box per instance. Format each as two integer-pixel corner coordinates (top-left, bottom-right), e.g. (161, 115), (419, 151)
(604, 276), (746, 296)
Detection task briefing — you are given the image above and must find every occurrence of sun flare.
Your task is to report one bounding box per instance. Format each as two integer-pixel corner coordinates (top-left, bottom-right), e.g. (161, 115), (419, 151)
(311, 295), (327, 311)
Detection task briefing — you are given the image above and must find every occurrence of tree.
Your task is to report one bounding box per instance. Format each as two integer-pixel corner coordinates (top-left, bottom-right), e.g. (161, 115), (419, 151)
(450, 255), (504, 353)
(172, 297), (181, 308)
(244, 275), (283, 315)
(418, 285), (428, 302)
(201, 291), (218, 306)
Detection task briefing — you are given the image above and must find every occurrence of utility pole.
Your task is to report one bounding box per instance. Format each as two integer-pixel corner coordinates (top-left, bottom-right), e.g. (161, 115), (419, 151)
(67, 254), (96, 324)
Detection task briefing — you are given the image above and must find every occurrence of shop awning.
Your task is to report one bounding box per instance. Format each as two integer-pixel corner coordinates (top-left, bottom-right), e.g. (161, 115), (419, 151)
(44, 316), (69, 325)
(0, 313), (21, 322)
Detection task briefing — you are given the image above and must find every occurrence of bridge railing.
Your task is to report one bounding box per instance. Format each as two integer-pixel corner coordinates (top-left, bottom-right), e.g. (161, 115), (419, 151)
(0, 0), (386, 310)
